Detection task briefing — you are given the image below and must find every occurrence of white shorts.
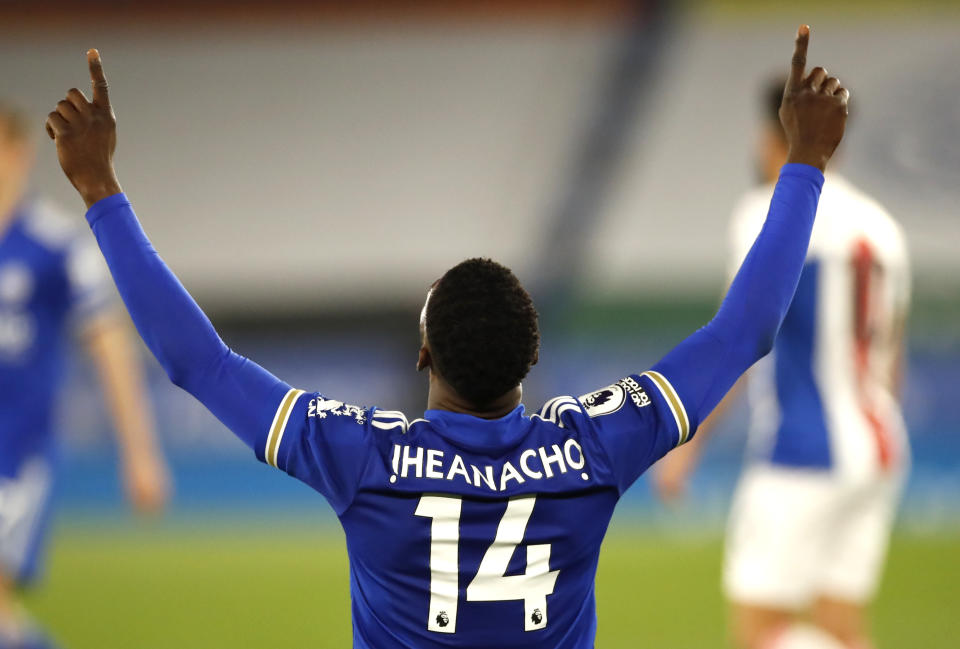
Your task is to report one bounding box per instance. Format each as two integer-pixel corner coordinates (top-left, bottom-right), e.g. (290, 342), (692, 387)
(723, 463), (903, 609)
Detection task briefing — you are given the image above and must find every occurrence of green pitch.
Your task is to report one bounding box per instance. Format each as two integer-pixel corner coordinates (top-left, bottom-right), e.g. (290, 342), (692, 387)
(23, 522), (959, 648)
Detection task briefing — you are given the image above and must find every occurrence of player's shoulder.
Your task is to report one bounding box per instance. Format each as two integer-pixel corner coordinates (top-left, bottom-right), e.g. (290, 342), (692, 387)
(19, 199), (84, 253)
(303, 397), (430, 442)
(369, 407), (418, 433)
(530, 395), (585, 429)
(301, 393), (377, 427)
(533, 374), (662, 431)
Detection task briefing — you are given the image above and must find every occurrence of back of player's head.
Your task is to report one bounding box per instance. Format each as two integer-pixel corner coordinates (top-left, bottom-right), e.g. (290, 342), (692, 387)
(425, 258), (540, 408)
(0, 102), (32, 144)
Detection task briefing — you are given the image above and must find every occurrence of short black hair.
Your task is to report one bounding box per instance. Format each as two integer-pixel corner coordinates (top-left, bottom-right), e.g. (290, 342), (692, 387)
(425, 258), (539, 408)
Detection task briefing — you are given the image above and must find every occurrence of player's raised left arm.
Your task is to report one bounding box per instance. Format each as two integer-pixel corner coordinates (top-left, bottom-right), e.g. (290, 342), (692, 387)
(46, 50), (291, 453)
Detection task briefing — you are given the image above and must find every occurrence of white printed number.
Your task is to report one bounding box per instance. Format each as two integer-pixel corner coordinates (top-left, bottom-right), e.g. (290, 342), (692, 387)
(415, 495), (559, 634)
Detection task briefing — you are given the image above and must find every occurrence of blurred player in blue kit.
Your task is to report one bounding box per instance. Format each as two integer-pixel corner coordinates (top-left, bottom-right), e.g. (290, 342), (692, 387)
(46, 25), (848, 649)
(655, 77), (910, 649)
(0, 104), (169, 649)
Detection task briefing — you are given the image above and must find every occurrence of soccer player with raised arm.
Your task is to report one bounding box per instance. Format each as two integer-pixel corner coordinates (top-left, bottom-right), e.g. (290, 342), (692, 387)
(45, 26), (847, 648)
(0, 103), (169, 649)
(654, 77), (910, 649)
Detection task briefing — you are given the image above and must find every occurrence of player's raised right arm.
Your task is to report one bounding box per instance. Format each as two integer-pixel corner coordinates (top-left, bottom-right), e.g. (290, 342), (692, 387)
(46, 50), (291, 451)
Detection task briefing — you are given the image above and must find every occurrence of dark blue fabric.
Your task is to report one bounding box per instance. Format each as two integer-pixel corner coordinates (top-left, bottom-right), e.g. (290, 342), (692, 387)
(770, 262), (832, 467)
(306, 400), (625, 648)
(263, 368), (688, 647)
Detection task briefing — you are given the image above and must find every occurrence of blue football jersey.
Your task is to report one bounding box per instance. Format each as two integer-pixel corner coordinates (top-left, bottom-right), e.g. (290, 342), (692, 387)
(255, 372), (689, 648)
(81, 165), (823, 648)
(0, 200), (112, 476)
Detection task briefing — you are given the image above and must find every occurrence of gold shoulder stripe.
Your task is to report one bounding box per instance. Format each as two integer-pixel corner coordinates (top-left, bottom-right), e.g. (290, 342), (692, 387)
(642, 371), (690, 446)
(265, 388), (305, 468)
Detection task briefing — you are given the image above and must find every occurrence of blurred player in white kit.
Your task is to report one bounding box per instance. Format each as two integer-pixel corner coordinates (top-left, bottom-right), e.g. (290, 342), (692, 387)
(655, 77), (911, 649)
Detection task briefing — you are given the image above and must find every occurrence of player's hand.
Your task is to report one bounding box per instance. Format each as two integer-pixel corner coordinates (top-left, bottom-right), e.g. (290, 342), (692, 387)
(122, 447), (171, 515)
(779, 25), (849, 172)
(46, 49), (123, 209)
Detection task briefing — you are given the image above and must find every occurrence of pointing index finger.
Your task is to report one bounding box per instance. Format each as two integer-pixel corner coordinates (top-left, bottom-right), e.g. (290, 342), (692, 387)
(787, 24), (810, 91)
(87, 49), (110, 108)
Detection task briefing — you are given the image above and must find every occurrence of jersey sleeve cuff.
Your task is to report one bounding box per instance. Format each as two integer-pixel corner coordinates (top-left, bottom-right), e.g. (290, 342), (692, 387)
(85, 192), (132, 228)
(640, 370), (691, 447)
(260, 388), (306, 470)
(779, 163), (825, 189)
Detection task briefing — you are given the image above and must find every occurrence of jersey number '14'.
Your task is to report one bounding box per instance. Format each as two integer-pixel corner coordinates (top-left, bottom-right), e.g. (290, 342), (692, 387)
(415, 495), (559, 634)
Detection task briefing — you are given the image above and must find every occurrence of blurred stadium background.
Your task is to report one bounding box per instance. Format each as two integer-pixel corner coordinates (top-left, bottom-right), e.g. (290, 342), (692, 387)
(2, 0), (958, 647)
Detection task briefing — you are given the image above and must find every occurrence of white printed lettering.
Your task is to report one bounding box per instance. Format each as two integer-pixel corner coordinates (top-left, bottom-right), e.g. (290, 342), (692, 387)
(401, 446), (424, 478)
(472, 465), (497, 491)
(538, 444), (567, 478)
(391, 444), (401, 475)
(519, 449), (543, 479)
(563, 439), (585, 470)
(426, 449), (445, 479)
(499, 461), (526, 491)
(446, 454), (472, 484)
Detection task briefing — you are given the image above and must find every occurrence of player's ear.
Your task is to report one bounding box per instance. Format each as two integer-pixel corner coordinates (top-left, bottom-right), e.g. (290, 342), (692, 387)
(417, 345), (431, 372)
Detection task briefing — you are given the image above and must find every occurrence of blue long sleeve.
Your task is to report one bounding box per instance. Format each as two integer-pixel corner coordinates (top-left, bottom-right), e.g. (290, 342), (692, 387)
(85, 193), (290, 451)
(653, 163), (824, 435)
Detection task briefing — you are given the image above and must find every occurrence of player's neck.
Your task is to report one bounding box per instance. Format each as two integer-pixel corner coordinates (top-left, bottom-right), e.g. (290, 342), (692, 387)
(426, 377), (522, 419)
